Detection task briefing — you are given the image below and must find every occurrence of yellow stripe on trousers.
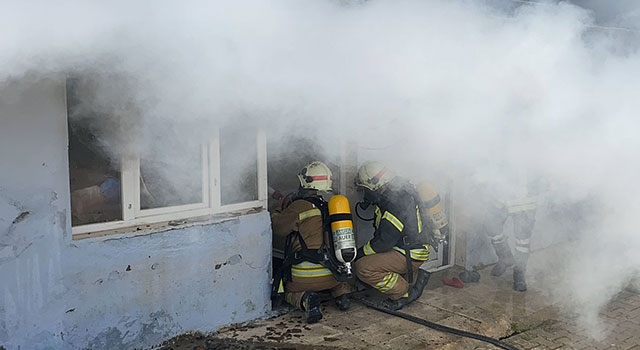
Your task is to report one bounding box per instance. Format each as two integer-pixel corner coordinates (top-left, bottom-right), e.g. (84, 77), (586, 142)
(375, 272), (399, 292)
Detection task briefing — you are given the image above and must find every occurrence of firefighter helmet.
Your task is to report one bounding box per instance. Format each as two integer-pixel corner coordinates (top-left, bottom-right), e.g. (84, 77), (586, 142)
(298, 161), (333, 191)
(354, 161), (396, 191)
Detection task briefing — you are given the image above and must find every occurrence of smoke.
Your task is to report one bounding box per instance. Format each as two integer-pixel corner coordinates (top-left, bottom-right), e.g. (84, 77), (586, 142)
(2, 0), (640, 338)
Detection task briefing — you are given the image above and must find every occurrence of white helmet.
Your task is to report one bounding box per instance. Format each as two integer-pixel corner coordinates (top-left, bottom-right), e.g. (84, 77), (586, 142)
(298, 161), (333, 191)
(355, 161), (396, 191)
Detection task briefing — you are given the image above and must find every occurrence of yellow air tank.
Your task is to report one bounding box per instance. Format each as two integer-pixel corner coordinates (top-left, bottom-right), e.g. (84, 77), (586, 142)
(328, 195), (357, 276)
(416, 181), (449, 238)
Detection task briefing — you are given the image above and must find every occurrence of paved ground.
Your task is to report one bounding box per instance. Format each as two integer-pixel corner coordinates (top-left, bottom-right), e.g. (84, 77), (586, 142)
(159, 247), (640, 350)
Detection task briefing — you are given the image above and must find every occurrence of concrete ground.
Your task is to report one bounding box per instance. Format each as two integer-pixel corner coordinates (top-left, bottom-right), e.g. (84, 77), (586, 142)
(159, 247), (640, 350)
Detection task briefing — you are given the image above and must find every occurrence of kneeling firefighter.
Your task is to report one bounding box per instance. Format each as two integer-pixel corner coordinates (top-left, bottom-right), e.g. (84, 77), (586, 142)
(271, 161), (356, 323)
(353, 161), (447, 311)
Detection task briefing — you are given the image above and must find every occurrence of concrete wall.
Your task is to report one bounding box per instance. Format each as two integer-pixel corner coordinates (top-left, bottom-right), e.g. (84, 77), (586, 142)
(0, 79), (272, 350)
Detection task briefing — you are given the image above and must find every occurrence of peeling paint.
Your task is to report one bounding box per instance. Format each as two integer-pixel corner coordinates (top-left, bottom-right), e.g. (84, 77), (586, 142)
(87, 327), (126, 350)
(227, 254), (242, 265)
(214, 254), (243, 270)
(11, 211), (30, 225)
(1, 190), (62, 262)
(244, 299), (256, 313)
(84, 311), (182, 350)
(107, 270), (121, 280)
(138, 311), (179, 345)
(0, 191), (21, 235)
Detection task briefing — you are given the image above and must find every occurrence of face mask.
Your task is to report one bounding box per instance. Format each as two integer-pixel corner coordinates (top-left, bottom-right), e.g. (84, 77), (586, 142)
(355, 187), (375, 221)
(356, 187), (377, 209)
(357, 200), (371, 211)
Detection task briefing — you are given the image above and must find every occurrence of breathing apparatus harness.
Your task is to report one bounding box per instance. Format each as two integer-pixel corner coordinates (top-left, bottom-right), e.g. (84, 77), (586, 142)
(271, 192), (351, 299)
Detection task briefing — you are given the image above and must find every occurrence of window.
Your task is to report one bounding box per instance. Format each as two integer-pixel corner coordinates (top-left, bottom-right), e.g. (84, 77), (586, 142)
(67, 79), (267, 238)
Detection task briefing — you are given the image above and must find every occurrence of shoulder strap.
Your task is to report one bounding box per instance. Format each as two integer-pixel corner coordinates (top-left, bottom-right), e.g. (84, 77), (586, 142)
(300, 196), (330, 232)
(271, 198), (350, 298)
(271, 231), (303, 298)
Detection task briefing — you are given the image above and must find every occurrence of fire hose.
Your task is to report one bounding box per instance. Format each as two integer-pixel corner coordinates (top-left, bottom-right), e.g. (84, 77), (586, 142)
(350, 293), (520, 350)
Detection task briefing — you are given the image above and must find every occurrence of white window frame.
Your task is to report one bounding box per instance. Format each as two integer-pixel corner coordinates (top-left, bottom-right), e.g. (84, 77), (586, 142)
(71, 128), (268, 237)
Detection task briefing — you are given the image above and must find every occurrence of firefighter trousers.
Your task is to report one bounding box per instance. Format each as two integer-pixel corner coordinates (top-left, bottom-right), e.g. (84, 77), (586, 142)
(284, 274), (353, 311)
(484, 206), (536, 271)
(354, 250), (425, 300)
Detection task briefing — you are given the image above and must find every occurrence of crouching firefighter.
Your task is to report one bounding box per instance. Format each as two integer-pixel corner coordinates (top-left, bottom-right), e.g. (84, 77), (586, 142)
(353, 161), (435, 311)
(271, 161), (356, 324)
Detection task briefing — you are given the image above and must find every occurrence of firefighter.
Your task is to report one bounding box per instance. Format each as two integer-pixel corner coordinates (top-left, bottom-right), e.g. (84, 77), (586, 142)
(353, 161), (431, 311)
(270, 161), (353, 324)
(487, 199), (536, 292)
(459, 173), (541, 292)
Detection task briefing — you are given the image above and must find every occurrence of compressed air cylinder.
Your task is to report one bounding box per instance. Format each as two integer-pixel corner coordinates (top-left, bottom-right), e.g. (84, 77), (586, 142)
(328, 195), (357, 264)
(416, 181), (449, 233)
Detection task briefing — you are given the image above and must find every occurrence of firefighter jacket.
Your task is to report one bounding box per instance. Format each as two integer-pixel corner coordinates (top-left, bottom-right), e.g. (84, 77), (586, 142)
(271, 197), (333, 278)
(360, 179), (430, 262)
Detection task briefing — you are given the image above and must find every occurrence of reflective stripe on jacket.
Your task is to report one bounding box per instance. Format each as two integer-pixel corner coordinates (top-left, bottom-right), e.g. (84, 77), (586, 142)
(363, 185), (430, 261)
(291, 260), (333, 278)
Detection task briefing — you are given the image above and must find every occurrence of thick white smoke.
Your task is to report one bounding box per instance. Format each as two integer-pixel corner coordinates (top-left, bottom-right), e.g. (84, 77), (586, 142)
(2, 0), (639, 338)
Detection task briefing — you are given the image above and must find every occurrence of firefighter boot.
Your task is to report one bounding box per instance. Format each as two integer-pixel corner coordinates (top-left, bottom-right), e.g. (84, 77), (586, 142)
(491, 239), (515, 277)
(513, 267), (527, 292)
(459, 269), (481, 283)
(334, 294), (351, 311)
(513, 249), (529, 292)
(383, 269), (431, 311)
(301, 292), (323, 324)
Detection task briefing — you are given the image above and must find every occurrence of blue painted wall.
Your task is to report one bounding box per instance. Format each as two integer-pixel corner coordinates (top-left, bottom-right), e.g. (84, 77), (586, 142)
(0, 79), (273, 350)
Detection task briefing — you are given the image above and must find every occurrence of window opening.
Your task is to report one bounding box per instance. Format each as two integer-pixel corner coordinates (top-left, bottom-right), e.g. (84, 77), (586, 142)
(67, 78), (122, 226)
(140, 137), (204, 209)
(220, 126), (258, 205)
(67, 77), (267, 237)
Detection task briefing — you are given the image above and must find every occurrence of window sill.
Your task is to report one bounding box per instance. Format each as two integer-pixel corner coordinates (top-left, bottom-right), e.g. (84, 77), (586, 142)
(71, 206), (265, 241)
